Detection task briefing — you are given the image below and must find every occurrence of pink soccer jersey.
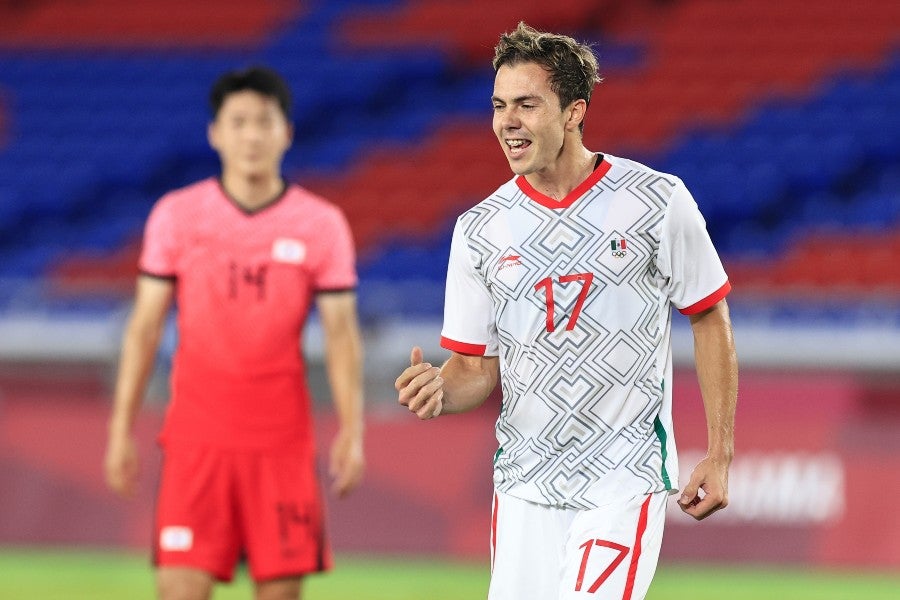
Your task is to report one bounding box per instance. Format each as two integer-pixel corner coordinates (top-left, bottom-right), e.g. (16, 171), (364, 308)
(441, 154), (730, 509)
(140, 178), (357, 448)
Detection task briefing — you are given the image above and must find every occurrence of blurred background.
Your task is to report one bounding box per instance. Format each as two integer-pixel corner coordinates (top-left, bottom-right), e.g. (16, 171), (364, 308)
(1, 0), (899, 591)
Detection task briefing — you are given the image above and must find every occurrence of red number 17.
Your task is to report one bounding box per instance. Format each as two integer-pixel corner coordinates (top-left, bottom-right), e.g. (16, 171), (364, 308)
(575, 538), (630, 593)
(534, 272), (594, 332)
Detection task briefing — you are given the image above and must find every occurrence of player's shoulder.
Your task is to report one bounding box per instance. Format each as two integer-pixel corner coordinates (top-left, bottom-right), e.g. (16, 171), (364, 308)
(282, 183), (347, 222)
(457, 176), (519, 218)
(165, 177), (219, 200)
(448, 177), (518, 237)
(153, 178), (220, 211)
(604, 153), (683, 188)
(284, 183), (336, 210)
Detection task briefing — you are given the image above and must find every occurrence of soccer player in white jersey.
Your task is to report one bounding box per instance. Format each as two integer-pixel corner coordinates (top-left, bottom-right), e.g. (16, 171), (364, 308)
(395, 22), (738, 600)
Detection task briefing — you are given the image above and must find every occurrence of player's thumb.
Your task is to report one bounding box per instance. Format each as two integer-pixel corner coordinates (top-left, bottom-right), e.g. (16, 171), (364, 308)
(678, 473), (701, 506)
(410, 346), (424, 367)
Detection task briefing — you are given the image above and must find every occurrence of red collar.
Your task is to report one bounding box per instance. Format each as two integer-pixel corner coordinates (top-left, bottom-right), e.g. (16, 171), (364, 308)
(516, 158), (612, 209)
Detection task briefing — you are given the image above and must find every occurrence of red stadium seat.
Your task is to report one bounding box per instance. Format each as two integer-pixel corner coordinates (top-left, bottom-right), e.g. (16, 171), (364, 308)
(0, 0), (300, 48)
(339, 0), (606, 64)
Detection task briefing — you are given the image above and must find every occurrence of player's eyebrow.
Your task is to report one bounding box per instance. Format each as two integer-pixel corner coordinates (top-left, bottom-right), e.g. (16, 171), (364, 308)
(492, 94), (544, 105)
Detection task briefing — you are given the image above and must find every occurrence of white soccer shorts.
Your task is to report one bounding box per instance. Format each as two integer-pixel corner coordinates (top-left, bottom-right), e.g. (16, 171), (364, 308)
(488, 490), (667, 600)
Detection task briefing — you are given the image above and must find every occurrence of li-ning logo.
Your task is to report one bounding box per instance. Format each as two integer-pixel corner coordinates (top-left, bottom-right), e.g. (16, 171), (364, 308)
(498, 254), (523, 270)
(610, 239), (628, 258)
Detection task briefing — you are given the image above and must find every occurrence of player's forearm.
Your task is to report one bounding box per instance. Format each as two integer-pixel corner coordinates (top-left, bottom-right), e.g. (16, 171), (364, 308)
(439, 354), (499, 414)
(323, 321), (365, 434)
(109, 318), (163, 436)
(690, 300), (738, 462)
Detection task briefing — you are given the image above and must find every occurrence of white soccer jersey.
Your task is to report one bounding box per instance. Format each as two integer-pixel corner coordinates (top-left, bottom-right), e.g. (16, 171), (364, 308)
(441, 154), (730, 509)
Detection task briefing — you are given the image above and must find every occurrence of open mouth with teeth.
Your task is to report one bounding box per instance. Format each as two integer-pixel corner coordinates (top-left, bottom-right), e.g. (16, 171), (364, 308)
(506, 139), (531, 156)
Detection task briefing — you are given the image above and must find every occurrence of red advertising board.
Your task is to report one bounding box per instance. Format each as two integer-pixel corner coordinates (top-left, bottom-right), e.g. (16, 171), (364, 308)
(0, 369), (897, 568)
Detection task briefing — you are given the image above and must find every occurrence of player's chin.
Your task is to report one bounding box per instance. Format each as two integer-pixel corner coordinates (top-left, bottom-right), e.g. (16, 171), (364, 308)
(238, 162), (274, 179)
(505, 159), (527, 176)
(505, 154), (534, 176)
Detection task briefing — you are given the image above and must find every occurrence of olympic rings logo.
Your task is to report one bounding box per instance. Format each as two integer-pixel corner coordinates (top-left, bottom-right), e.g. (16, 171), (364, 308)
(611, 250), (627, 258)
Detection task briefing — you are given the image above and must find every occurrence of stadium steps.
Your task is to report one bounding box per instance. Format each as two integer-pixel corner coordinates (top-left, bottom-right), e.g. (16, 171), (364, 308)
(0, 0), (300, 48)
(310, 1), (900, 284)
(728, 230), (900, 298)
(0, 2), (446, 280)
(586, 0), (900, 155)
(338, 0), (609, 63)
(9, 0), (900, 310)
(339, 0), (899, 154)
(0, 95), (6, 149)
(664, 51), (900, 251)
(328, 0), (900, 243)
(299, 121), (509, 252)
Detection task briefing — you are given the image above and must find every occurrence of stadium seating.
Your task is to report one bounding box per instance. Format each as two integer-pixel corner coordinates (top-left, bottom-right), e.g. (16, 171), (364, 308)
(0, 0), (898, 320)
(338, 0), (609, 63)
(0, 0), (301, 48)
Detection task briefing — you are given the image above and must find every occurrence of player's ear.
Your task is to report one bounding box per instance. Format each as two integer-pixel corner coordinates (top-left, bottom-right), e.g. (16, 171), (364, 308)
(207, 121), (220, 151)
(565, 99), (587, 132)
(285, 122), (295, 148)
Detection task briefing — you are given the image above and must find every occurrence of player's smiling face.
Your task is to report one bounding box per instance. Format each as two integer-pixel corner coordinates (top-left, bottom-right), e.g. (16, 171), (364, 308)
(208, 90), (292, 181)
(492, 62), (569, 176)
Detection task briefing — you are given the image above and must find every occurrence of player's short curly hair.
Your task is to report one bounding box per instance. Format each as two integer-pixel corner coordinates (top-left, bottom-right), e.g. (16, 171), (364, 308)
(493, 22), (602, 115)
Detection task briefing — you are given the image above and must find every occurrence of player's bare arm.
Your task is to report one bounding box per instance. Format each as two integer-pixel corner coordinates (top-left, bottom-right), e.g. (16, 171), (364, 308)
(316, 291), (365, 498)
(678, 298), (738, 520)
(396, 348), (499, 419)
(105, 275), (174, 498)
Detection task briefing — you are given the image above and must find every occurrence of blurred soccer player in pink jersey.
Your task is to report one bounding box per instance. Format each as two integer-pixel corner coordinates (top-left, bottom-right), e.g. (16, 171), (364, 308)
(395, 23), (738, 600)
(104, 66), (365, 600)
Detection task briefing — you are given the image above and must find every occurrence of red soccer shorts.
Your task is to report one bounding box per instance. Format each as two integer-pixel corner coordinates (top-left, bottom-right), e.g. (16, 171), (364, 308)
(154, 443), (331, 582)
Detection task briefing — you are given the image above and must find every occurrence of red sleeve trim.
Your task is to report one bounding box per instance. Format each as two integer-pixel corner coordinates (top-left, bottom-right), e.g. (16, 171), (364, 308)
(440, 336), (487, 356)
(678, 280), (731, 315)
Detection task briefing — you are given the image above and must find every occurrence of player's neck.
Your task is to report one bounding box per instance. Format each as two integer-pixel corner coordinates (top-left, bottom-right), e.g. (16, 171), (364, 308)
(220, 172), (286, 210)
(524, 146), (597, 201)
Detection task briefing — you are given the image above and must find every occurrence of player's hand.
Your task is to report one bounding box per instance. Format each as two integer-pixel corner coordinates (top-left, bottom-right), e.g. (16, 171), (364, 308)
(104, 431), (140, 498)
(678, 455), (730, 520)
(329, 427), (364, 499)
(394, 346), (444, 419)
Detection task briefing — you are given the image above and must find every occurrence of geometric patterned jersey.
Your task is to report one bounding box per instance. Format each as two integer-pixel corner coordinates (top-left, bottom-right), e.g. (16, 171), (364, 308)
(139, 178), (357, 449)
(440, 155), (730, 509)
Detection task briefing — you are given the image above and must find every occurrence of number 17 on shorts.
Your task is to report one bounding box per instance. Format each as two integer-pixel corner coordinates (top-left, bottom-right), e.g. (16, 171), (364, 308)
(489, 491), (667, 600)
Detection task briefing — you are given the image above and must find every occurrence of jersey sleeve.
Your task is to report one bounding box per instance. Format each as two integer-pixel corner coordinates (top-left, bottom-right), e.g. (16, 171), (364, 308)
(657, 181), (731, 314)
(311, 205), (357, 292)
(440, 218), (498, 356)
(139, 195), (179, 278)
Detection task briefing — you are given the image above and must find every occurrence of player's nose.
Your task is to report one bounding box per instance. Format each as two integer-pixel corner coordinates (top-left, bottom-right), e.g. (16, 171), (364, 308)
(500, 112), (521, 131)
